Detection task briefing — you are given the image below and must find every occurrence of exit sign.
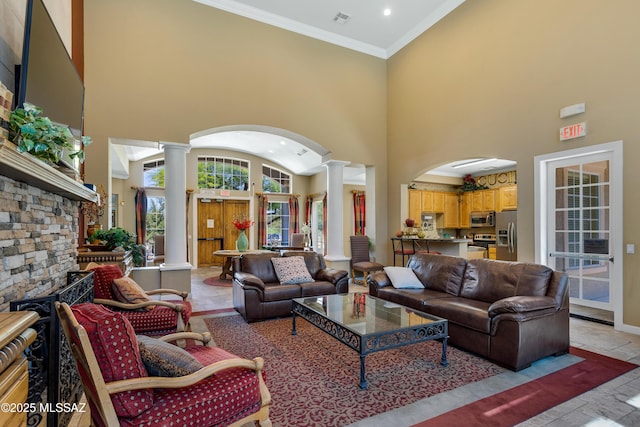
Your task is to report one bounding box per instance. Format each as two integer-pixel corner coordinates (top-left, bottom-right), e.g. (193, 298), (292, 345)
(560, 122), (587, 141)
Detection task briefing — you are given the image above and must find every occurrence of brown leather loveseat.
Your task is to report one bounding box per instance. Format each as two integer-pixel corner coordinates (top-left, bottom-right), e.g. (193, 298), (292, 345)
(368, 253), (569, 371)
(233, 251), (349, 322)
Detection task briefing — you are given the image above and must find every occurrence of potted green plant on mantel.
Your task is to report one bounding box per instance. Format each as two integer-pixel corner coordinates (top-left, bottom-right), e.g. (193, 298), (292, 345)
(8, 102), (91, 166)
(90, 227), (146, 267)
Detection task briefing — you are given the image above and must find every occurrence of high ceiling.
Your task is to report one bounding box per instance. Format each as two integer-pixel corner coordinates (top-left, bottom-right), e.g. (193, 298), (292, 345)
(114, 1), (515, 183)
(193, 0), (466, 59)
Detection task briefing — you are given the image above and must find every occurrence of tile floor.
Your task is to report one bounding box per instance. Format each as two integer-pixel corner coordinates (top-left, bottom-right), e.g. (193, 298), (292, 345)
(71, 267), (640, 426)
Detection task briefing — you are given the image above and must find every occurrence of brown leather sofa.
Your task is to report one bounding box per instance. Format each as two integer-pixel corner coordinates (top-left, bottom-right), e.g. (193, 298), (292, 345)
(233, 251), (349, 322)
(368, 253), (569, 371)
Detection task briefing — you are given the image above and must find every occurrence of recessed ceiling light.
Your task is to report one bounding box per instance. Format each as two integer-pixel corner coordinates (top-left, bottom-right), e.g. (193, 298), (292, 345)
(383, 8), (391, 16)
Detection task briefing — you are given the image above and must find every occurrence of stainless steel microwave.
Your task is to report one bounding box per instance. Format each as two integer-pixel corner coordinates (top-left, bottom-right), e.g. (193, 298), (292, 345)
(470, 211), (495, 228)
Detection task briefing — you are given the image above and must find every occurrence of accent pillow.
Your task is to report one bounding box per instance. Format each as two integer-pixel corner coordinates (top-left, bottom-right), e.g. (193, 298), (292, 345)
(271, 256), (315, 285)
(112, 277), (153, 310)
(384, 266), (425, 289)
(137, 335), (203, 377)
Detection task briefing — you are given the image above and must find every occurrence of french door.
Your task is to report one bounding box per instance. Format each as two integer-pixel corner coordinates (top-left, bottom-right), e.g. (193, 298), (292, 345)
(541, 142), (622, 325)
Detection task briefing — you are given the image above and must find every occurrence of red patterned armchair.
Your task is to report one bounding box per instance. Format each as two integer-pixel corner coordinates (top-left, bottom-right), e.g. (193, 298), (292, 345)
(56, 302), (271, 427)
(89, 264), (192, 336)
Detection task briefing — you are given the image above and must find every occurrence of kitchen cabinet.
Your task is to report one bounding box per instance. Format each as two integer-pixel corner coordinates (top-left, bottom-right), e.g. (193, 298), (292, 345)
(421, 190), (434, 212)
(482, 189), (496, 211)
(443, 192), (460, 228)
(471, 189), (495, 212)
(433, 192), (445, 213)
(497, 185), (518, 211)
(408, 189), (422, 223)
(459, 192), (471, 228)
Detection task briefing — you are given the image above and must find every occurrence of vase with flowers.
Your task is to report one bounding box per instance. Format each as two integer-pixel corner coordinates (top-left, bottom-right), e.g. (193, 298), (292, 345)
(301, 222), (311, 247)
(232, 218), (254, 252)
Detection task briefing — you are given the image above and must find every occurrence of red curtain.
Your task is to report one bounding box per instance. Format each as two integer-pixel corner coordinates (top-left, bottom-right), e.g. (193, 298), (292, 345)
(134, 189), (147, 245)
(289, 196), (299, 238)
(322, 192), (328, 255)
(305, 196), (312, 225)
(353, 191), (366, 235)
(257, 194), (268, 247)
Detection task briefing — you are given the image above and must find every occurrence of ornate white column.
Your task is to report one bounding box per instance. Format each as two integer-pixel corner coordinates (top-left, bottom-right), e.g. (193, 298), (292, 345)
(323, 160), (350, 266)
(160, 142), (191, 268)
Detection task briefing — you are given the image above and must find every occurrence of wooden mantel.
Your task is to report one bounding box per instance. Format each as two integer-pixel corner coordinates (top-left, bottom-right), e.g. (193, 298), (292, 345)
(0, 140), (97, 202)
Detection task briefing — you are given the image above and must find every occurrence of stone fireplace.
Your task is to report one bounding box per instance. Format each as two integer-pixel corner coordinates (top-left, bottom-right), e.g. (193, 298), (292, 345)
(0, 141), (97, 311)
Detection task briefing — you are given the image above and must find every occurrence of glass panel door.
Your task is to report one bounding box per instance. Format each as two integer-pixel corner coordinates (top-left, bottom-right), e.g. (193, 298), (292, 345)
(547, 154), (612, 310)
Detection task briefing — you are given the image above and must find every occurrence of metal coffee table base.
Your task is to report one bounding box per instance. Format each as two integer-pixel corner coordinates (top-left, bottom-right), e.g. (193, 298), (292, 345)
(292, 302), (448, 390)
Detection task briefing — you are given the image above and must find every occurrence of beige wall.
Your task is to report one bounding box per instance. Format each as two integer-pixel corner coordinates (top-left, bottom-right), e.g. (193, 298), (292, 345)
(4, 0), (640, 326)
(83, 0), (388, 259)
(388, 0), (640, 326)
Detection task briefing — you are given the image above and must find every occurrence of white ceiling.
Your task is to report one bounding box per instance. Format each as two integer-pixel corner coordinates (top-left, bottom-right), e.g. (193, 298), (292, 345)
(423, 158), (518, 179)
(193, 0), (466, 59)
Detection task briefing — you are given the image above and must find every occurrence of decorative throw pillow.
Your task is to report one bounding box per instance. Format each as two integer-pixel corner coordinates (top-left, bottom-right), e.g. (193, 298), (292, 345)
(271, 256), (315, 285)
(137, 335), (203, 377)
(112, 277), (154, 310)
(384, 266), (425, 289)
(84, 262), (102, 270)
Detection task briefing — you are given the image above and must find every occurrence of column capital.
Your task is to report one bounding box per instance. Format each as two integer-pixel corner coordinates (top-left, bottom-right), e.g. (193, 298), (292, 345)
(322, 159), (350, 169)
(160, 141), (192, 153)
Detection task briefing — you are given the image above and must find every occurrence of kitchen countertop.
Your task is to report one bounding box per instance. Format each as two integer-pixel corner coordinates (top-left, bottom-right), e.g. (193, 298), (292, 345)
(392, 237), (472, 243)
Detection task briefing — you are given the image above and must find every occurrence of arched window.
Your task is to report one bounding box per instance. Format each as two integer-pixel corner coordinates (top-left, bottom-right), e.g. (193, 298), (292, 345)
(143, 160), (165, 188)
(262, 165), (291, 193)
(198, 156), (249, 190)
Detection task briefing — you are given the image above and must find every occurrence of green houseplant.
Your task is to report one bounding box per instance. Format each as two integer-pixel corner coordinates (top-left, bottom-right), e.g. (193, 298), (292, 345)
(8, 102), (91, 164)
(90, 227), (146, 267)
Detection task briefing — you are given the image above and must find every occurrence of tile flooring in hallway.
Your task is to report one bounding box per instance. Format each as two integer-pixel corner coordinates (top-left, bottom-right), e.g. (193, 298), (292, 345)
(70, 267), (640, 426)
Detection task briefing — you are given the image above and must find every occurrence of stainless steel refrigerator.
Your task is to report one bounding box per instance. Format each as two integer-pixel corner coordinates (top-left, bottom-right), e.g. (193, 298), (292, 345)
(496, 211), (517, 261)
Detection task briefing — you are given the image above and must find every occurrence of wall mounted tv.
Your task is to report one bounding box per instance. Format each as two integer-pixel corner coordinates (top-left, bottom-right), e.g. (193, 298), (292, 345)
(16, 0), (84, 136)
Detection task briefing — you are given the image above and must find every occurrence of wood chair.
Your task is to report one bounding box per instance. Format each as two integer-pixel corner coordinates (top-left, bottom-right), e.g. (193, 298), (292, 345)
(350, 235), (384, 285)
(290, 233), (305, 248)
(88, 263), (192, 336)
(55, 302), (272, 427)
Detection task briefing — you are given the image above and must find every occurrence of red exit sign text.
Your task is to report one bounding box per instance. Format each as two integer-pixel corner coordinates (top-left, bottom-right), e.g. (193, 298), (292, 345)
(560, 122), (587, 141)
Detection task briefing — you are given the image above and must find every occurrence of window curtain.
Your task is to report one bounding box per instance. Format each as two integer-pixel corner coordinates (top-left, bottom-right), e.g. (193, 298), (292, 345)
(322, 192), (328, 255)
(134, 189), (147, 245)
(305, 196), (312, 225)
(353, 191), (366, 235)
(289, 196), (299, 235)
(257, 194), (268, 247)
(186, 191), (192, 262)
(305, 195), (313, 246)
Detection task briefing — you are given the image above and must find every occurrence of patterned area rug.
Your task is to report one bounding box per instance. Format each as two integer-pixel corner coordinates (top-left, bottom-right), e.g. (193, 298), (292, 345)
(204, 314), (505, 427)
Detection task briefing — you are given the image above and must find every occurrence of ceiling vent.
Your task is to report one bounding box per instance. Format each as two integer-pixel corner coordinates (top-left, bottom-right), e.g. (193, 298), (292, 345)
(333, 11), (351, 25)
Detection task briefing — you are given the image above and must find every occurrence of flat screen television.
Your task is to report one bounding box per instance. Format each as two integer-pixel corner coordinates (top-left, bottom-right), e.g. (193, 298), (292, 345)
(16, 0), (85, 141)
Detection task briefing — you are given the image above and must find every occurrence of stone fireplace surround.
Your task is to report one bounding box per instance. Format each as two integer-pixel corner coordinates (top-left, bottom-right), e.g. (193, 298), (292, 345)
(0, 141), (97, 311)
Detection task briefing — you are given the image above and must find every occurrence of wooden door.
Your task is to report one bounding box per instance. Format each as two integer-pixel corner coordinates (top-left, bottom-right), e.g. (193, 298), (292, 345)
(197, 199), (224, 267)
(222, 200), (250, 251)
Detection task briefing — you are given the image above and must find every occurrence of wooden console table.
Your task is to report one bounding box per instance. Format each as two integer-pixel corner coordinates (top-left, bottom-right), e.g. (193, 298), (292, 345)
(213, 249), (272, 279)
(77, 249), (132, 275)
(0, 311), (39, 427)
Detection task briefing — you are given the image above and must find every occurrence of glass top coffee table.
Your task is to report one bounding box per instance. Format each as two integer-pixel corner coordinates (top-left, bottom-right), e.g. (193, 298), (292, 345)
(292, 293), (448, 389)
